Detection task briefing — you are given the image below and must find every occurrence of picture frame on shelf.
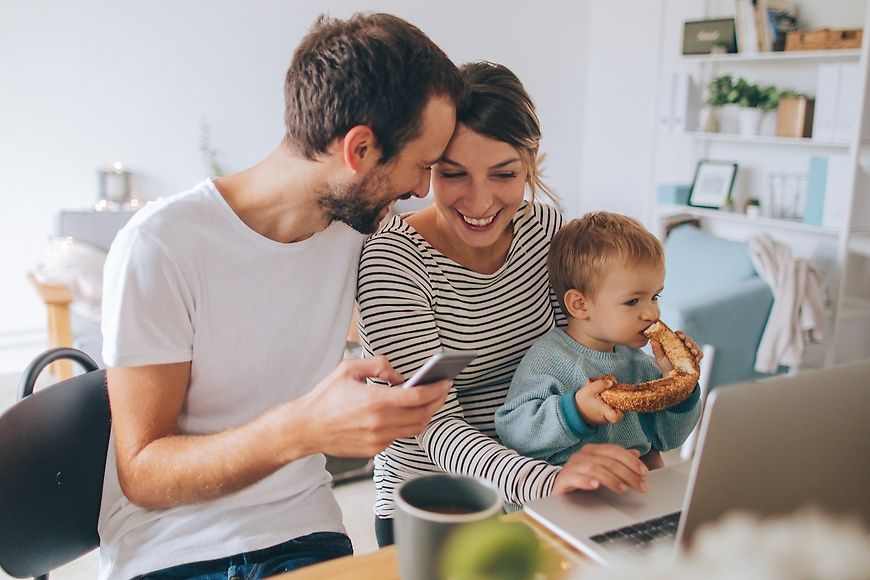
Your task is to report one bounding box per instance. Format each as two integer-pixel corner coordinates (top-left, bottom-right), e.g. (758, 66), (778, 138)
(682, 18), (737, 54)
(688, 160), (738, 209)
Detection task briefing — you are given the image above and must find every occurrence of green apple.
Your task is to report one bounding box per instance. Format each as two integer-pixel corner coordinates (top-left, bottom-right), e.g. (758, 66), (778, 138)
(440, 519), (550, 580)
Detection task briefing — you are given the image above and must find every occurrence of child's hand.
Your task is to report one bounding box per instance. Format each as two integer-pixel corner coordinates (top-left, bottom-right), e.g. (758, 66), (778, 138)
(651, 330), (703, 374)
(575, 377), (624, 426)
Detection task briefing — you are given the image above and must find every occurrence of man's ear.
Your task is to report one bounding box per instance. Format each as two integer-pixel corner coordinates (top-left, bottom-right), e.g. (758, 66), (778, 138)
(341, 125), (380, 173)
(563, 289), (590, 320)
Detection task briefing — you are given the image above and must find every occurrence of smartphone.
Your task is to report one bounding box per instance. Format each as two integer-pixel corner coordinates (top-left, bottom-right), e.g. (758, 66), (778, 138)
(402, 350), (478, 388)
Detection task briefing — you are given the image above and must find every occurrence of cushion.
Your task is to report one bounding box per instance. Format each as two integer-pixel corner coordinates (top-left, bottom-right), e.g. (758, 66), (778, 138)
(664, 225), (758, 301)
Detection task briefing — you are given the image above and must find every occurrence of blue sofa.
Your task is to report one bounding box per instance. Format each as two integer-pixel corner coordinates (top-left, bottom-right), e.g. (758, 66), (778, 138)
(660, 224), (779, 390)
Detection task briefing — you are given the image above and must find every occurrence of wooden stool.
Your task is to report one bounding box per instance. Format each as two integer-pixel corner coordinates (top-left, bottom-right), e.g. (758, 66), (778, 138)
(27, 273), (75, 380)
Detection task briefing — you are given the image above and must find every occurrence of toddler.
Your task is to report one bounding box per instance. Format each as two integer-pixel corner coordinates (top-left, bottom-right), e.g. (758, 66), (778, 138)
(495, 212), (702, 469)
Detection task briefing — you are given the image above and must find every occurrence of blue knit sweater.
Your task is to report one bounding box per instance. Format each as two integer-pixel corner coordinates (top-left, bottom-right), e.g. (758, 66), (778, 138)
(495, 328), (701, 465)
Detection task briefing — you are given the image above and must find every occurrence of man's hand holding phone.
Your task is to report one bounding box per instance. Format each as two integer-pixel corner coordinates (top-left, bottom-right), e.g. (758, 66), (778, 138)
(401, 350), (478, 388)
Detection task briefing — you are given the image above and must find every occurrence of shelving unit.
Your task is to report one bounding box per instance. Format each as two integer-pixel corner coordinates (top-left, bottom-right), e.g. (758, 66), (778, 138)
(657, 203), (840, 235)
(684, 131), (850, 149)
(651, 0), (870, 368)
(682, 48), (861, 63)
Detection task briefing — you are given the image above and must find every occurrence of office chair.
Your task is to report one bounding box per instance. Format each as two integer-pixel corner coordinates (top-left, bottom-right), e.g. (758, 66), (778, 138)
(0, 348), (110, 579)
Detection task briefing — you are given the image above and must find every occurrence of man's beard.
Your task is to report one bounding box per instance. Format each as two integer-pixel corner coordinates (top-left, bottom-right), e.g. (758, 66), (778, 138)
(317, 168), (407, 234)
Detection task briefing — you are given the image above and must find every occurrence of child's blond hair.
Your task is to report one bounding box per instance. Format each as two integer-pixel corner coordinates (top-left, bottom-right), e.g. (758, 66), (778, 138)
(548, 212), (664, 313)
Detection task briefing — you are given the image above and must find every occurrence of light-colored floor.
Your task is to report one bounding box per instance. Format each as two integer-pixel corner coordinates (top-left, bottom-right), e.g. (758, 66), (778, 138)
(0, 371), (379, 580)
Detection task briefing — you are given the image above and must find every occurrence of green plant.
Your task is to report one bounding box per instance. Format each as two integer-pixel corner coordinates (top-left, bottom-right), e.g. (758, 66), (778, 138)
(707, 74), (735, 107)
(734, 78), (763, 107)
(199, 118), (226, 177)
(778, 89), (806, 101)
(440, 519), (553, 580)
(708, 76), (780, 111)
(710, 39), (729, 54)
(758, 86), (780, 113)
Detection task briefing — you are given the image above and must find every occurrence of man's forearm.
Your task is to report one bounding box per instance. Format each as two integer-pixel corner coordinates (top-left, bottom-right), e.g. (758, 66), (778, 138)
(118, 398), (314, 509)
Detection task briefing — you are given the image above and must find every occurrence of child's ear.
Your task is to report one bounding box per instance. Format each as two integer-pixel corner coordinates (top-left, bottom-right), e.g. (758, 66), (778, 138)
(563, 289), (590, 319)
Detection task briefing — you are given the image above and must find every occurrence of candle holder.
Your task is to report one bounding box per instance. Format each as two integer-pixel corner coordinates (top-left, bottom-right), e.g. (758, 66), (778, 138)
(96, 162), (132, 210)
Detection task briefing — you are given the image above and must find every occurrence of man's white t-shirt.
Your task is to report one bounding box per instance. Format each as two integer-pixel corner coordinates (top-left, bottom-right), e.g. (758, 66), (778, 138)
(99, 179), (364, 579)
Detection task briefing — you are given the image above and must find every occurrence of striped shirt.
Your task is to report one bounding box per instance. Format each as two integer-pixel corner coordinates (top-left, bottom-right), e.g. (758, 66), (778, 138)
(357, 201), (567, 518)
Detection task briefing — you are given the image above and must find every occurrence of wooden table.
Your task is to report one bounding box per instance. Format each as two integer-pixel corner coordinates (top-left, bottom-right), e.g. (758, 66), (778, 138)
(277, 511), (590, 579)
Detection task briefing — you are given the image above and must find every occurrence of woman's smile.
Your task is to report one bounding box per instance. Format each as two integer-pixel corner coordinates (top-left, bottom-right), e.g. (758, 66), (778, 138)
(456, 208), (501, 231)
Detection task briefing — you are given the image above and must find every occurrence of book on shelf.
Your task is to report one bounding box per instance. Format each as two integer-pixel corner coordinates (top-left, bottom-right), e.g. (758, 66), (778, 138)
(756, 0), (798, 52)
(734, 0), (760, 53)
(755, 0), (772, 52)
(812, 63), (860, 143)
(834, 64), (860, 142)
(804, 155), (849, 228)
(659, 72), (704, 133)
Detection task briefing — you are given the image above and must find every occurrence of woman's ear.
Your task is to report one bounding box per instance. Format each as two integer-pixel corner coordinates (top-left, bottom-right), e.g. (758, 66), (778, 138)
(341, 125), (380, 173)
(563, 288), (590, 320)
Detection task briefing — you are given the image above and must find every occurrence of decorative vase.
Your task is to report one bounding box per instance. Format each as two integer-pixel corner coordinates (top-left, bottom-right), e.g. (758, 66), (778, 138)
(738, 107), (763, 136)
(717, 104), (741, 134)
(699, 106), (719, 132)
(759, 111), (777, 136)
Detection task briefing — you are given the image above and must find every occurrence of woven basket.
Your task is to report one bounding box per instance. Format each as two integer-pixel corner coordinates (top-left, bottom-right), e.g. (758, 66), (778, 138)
(785, 28), (862, 51)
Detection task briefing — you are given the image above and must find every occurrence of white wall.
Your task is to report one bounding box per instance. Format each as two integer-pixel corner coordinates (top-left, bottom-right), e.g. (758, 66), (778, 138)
(12, 1), (858, 372)
(576, 1), (664, 220)
(0, 1), (589, 369)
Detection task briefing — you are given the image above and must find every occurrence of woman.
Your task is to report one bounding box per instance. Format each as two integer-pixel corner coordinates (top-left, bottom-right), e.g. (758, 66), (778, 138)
(357, 62), (649, 546)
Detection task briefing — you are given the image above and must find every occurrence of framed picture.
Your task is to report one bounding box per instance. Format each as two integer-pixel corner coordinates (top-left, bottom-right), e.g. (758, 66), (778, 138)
(688, 160), (738, 209)
(682, 18), (738, 55)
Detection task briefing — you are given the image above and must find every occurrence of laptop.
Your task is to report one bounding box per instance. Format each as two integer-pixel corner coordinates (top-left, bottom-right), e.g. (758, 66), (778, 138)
(524, 359), (870, 565)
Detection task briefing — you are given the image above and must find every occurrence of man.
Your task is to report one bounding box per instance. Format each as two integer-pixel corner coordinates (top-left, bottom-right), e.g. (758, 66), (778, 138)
(99, 13), (463, 579)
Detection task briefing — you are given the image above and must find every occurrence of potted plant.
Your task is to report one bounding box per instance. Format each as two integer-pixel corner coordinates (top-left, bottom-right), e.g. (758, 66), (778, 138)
(745, 197), (762, 218)
(733, 78), (763, 136)
(758, 86), (780, 136)
(710, 40), (729, 55)
(705, 75), (738, 133)
(732, 78), (779, 137)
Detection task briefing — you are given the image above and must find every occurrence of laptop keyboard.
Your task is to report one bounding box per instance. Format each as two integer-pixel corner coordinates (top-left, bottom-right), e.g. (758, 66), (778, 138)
(590, 511), (681, 554)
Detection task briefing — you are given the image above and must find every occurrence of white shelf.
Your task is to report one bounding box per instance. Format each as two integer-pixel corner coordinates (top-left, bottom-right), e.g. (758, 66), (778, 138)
(657, 204), (841, 236)
(663, 0), (870, 369)
(685, 131), (850, 149)
(841, 296), (870, 319)
(850, 232), (870, 256)
(682, 49), (861, 64)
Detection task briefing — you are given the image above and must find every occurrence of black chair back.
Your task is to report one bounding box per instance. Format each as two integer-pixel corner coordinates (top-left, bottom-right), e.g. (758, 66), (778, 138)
(0, 348), (109, 579)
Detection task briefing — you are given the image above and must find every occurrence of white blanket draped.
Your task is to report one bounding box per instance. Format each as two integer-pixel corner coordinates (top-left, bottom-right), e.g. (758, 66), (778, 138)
(748, 235), (827, 373)
(33, 237), (106, 321)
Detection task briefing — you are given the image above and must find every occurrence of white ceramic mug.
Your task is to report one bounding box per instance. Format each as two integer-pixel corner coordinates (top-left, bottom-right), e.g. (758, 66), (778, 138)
(394, 475), (502, 580)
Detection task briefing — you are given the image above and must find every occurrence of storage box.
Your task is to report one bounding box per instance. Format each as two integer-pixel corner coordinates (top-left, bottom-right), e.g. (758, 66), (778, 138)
(785, 28), (862, 51)
(776, 96), (815, 138)
(657, 184), (692, 205)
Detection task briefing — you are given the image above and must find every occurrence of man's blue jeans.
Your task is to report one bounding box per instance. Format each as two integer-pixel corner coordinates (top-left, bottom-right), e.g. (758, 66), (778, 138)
(136, 532), (353, 579)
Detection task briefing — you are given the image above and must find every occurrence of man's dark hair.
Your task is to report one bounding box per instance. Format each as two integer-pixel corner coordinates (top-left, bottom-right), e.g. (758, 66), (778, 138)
(285, 13), (465, 164)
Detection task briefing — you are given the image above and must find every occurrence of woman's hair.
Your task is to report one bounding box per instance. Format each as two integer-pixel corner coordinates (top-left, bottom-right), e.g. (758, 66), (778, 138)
(457, 61), (558, 206)
(548, 212), (664, 312)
